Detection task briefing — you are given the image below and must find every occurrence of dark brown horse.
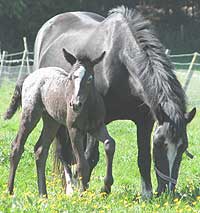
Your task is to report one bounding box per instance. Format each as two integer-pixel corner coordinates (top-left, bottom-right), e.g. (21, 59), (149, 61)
(4, 49), (116, 197)
(9, 6), (196, 199)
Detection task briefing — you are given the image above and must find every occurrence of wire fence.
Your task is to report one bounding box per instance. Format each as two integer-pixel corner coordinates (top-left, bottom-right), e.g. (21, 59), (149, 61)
(0, 42), (200, 106)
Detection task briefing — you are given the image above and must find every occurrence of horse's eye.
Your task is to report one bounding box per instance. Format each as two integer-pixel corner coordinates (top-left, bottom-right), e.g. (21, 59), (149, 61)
(73, 75), (79, 79)
(87, 75), (93, 83)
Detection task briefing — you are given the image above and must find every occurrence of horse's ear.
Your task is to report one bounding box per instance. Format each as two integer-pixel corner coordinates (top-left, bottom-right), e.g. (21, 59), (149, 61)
(185, 107), (196, 123)
(155, 104), (168, 125)
(62, 48), (77, 65)
(92, 51), (106, 66)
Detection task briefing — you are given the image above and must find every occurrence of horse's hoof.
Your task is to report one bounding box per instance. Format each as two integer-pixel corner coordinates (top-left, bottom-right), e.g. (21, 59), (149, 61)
(100, 185), (111, 195)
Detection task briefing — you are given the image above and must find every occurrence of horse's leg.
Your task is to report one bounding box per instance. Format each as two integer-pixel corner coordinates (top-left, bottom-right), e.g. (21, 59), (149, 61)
(8, 108), (42, 194)
(84, 134), (99, 180)
(136, 118), (154, 199)
(55, 126), (75, 195)
(68, 128), (90, 192)
(34, 113), (59, 197)
(90, 124), (115, 194)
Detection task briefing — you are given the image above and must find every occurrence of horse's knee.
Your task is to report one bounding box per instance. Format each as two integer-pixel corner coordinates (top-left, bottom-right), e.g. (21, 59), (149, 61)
(10, 138), (24, 161)
(104, 138), (115, 155)
(85, 144), (99, 170)
(34, 145), (43, 161)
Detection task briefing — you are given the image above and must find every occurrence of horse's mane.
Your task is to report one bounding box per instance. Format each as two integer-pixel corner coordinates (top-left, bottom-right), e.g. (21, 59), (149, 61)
(109, 6), (186, 135)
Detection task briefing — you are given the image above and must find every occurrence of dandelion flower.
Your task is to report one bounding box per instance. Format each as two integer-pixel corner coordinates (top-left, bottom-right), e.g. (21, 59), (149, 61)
(173, 198), (179, 203)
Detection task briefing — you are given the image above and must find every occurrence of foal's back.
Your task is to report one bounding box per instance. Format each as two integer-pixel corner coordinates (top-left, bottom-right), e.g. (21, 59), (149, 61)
(22, 67), (69, 124)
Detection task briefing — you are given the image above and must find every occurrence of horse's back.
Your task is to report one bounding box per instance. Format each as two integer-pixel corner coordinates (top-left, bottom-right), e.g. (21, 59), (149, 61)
(34, 12), (104, 69)
(23, 67), (67, 102)
(22, 67), (68, 123)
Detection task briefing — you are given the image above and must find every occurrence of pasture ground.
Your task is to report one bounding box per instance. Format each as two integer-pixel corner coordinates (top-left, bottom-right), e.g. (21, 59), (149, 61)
(0, 80), (199, 212)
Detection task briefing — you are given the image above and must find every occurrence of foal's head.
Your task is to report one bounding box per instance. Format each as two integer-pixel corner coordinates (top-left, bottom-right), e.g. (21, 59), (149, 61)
(153, 105), (196, 194)
(63, 48), (105, 112)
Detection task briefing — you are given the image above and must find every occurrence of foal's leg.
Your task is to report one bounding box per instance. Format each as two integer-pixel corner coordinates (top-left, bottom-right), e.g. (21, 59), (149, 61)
(84, 134), (100, 180)
(90, 124), (115, 194)
(34, 113), (59, 197)
(136, 118), (154, 199)
(8, 108), (42, 194)
(55, 126), (75, 195)
(68, 128), (90, 192)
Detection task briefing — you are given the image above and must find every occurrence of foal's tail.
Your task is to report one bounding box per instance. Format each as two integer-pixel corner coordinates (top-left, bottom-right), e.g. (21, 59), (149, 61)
(3, 75), (27, 120)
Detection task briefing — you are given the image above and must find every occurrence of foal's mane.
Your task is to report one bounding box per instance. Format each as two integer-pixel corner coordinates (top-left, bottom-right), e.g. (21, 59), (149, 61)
(109, 6), (186, 134)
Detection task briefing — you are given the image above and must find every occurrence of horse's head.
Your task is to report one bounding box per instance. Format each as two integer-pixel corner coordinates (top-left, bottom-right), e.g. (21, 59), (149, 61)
(153, 105), (196, 194)
(63, 48), (105, 113)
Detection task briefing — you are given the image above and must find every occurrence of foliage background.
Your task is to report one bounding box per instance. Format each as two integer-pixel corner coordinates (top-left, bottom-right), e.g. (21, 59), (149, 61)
(0, 0), (200, 53)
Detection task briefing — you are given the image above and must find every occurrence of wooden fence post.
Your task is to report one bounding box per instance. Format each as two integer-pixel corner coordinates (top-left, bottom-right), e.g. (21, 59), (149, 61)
(23, 37), (31, 74)
(0, 51), (6, 84)
(183, 52), (198, 92)
(17, 49), (26, 82)
(165, 49), (171, 55)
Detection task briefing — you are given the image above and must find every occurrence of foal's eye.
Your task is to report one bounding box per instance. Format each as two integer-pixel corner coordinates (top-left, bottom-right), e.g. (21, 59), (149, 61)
(73, 75), (79, 79)
(87, 75), (93, 83)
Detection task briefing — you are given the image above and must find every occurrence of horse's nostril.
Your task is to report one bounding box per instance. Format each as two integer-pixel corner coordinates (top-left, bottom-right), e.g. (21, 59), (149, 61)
(78, 102), (82, 108)
(72, 102), (82, 112)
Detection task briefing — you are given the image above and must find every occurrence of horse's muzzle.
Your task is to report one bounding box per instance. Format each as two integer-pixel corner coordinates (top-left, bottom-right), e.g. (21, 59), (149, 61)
(70, 100), (82, 112)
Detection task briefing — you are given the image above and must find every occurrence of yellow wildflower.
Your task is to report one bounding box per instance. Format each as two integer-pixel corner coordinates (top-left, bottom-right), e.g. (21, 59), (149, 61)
(93, 205), (98, 209)
(173, 198), (179, 203)
(164, 202), (168, 207)
(155, 204), (160, 208)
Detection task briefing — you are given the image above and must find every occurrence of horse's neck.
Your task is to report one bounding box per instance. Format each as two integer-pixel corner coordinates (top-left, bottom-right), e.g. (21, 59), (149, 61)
(120, 28), (186, 126)
(87, 88), (99, 111)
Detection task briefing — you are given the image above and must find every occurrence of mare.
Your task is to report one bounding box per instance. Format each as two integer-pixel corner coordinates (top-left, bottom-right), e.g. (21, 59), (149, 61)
(17, 6), (197, 198)
(5, 49), (116, 197)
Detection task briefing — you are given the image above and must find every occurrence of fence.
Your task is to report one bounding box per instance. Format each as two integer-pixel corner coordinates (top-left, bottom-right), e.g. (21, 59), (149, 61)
(0, 37), (34, 83)
(0, 42), (200, 106)
(169, 51), (200, 106)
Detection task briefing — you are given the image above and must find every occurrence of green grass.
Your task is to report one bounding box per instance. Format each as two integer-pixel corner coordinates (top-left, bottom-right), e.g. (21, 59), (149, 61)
(0, 80), (200, 213)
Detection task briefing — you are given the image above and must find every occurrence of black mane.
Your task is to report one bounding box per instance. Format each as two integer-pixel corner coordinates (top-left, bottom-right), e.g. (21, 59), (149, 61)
(109, 6), (187, 135)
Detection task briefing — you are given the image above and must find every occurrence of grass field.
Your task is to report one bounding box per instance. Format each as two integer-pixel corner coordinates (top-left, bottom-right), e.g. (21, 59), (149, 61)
(0, 80), (200, 212)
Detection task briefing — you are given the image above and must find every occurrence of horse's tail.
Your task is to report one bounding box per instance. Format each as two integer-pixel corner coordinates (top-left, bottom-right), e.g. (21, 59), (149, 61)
(3, 75), (27, 120)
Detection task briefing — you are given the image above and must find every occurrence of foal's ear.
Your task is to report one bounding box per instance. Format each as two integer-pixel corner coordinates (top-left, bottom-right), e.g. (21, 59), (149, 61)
(155, 104), (168, 125)
(92, 51), (106, 66)
(62, 48), (77, 65)
(185, 107), (196, 123)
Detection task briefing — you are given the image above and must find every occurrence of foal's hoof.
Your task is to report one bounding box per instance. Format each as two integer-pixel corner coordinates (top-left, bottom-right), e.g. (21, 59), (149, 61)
(101, 185), (111, 195)
(8, 191), (14, 196)
(65, 186), (74, 196)
(39, 194), (48, 199)
(141, 191), (153, 200)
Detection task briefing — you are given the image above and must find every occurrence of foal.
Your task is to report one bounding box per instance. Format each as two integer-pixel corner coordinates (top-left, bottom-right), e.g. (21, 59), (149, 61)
(7, 49), (115, 196)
